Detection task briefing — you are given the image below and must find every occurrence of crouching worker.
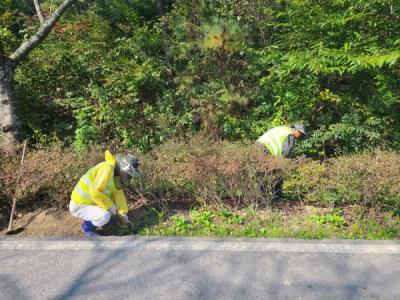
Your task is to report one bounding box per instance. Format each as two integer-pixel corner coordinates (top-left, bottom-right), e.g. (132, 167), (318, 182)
(69, 150), (140, 237)
(256, 124), (306, 201)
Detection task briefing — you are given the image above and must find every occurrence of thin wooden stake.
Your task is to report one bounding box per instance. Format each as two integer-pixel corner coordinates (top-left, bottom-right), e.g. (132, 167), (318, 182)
(7, 140), (27, 232)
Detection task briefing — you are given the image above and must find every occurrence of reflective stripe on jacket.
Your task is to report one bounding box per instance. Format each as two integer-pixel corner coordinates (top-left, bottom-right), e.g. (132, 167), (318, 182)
(257, 126), (293, 157)
(71, 150), (128, 215)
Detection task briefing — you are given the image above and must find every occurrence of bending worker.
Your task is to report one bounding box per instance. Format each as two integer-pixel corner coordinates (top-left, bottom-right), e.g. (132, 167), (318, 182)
(69, 150), (140, 237)
(256, 124), (306, 200)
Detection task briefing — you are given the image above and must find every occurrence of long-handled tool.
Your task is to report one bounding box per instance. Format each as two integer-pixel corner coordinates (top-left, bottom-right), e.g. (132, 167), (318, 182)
(6, 140), (27, 235)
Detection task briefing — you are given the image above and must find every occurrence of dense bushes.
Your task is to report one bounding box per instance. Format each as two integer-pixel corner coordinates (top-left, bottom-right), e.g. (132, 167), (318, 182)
(1, 1), (399, 156)
(1, 140), (399, 217)
(0, 147), (103, 215)
(137, 137), (294, 208)
(138, 141), (400, 213)
(285, 151), (400, 213)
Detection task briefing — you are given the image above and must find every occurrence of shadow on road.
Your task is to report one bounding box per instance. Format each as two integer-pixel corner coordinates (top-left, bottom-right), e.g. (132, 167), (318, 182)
(47, 242), (397, 299)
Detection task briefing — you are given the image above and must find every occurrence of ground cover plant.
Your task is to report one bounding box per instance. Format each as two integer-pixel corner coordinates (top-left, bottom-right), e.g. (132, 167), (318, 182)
(135, 205), (399, 240)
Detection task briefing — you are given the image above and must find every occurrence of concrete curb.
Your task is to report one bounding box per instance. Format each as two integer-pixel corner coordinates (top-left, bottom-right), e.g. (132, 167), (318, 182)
(1, 237), (399, 253)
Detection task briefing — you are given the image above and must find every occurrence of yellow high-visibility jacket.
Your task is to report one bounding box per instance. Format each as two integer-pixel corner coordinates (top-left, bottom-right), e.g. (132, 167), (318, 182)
(71, 150), (128, 215)
(257, 126), (293, 157)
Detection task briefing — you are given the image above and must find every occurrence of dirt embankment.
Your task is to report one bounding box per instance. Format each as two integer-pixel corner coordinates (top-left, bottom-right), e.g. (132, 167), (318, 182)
(0, 210), (82, 236)
(0, 201), (148, 237)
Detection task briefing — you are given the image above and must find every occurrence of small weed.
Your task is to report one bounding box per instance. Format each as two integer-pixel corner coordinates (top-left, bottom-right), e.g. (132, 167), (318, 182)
(244, 205), (257, 217)
(259, 228), (267, 236)
(243, 224), (257, 237)
(146, 207), (165, 224)
(310, 210), (346, 228)
(218, 209), (244, 224)
(171, 215), (193, 233)
(191, 209), (215, 231)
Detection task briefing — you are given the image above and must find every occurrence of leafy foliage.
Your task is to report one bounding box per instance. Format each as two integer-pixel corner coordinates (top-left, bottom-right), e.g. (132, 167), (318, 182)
(0, 0), (399, 156)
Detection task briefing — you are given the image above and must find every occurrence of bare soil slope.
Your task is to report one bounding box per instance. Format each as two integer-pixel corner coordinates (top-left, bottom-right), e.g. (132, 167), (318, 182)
(0, 210), (82, 236)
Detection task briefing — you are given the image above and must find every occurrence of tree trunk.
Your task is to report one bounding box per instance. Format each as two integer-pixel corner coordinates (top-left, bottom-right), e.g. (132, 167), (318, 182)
(0, 55), (20, 150)
(0, 0), (77, 150)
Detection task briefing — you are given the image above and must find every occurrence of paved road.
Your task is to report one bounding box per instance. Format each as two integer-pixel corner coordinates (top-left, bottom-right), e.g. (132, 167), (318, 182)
(0, 237), (399, 299)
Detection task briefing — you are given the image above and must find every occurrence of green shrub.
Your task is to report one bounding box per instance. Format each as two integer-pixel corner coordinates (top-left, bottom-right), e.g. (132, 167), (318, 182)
(1, 142), (399, 218)
(134, 136), (294, 208)
(284, 151), (400, 211)
(0, 145), (103, 214)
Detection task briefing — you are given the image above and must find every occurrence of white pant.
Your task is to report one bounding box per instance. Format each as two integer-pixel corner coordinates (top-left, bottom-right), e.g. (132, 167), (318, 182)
(69, 201), (111, 227)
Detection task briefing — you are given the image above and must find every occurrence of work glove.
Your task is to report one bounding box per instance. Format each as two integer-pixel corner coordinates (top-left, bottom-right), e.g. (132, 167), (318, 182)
(120, 214), (129, 223)
(109, 204), (117, 215)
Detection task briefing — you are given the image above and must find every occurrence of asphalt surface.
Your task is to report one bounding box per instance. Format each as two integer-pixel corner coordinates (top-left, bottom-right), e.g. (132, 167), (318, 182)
(0, 237), (399, 299)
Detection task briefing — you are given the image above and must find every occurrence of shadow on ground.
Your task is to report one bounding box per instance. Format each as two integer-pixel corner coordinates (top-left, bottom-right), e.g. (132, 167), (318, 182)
(99, 206), (166, 236)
